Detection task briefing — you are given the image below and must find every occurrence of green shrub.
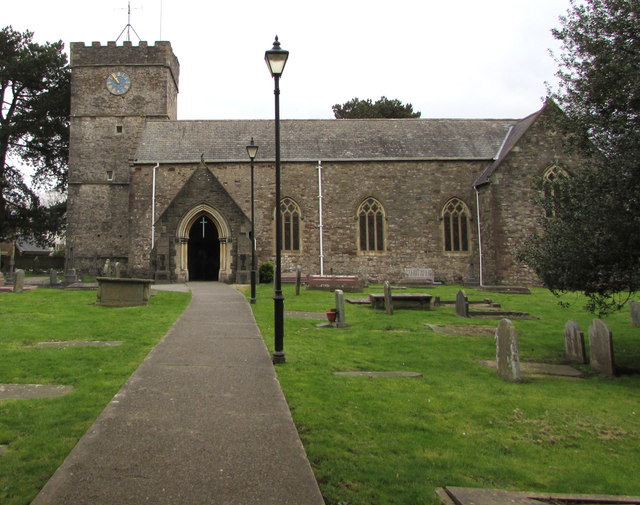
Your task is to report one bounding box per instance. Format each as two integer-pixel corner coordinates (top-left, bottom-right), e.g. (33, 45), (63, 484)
(259, 262), (274, 283)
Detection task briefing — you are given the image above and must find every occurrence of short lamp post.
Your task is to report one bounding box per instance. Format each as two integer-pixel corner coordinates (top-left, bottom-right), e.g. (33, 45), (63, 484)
(246, 138), (259, 304)
(265, 36), (289, 364)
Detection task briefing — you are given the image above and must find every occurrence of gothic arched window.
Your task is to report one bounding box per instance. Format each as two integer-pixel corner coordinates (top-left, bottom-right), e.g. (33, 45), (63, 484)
(280, 197), (301, 252)
(542, 165), (569, 217)
(442, 198), (470, 252)
(357, 197), (385, 252)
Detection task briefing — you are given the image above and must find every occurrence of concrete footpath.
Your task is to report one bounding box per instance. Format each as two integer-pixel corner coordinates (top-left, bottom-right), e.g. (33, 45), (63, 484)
(31, 282), (325, 505)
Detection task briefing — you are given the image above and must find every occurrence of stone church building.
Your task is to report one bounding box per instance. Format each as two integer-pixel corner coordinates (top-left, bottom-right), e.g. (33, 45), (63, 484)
(66, 40), (581, 286)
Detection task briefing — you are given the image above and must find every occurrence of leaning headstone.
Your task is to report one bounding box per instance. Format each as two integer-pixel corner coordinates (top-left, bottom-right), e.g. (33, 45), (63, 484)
(630, 301), (640, 328)
(455, 290), (469, 318)
(564, 320), (587, 364)
(495, 318), (521, 382)
(13, 269), (25, 293)
(335, 289), (347, 328)
(588, 319), (615, 377)
(383, 281), (393, 315)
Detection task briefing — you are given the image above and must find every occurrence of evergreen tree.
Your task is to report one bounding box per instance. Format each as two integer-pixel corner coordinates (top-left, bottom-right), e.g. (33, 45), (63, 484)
(332, 96), (421, 119)
(0, 26), (70, 244)
(521, 0), (640, 315)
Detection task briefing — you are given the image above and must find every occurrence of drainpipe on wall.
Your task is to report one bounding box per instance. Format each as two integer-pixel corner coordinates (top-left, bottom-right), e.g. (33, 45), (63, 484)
(475, 186), (484, 287)
(151, 162), (160, 250)
(317, 160), (324, 276)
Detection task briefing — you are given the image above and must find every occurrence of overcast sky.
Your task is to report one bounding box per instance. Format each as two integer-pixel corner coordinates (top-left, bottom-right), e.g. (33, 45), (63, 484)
(5, 0), (572, 120)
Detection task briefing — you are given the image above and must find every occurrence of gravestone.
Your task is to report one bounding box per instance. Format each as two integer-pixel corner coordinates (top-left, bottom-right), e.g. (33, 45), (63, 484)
(455, 290), (469, 318)
(495, 318), (521, 382)
(296, 266), (302, 296)
(64, 268), (79, 284)
(588, 319), (615, 377)
(0, 271), (4, 287)
(13, 269), (25, 293)
(564, 320), (587, 364)
(114, 261), (122, 278)
(630, 301), (640, 328)
(7, 254), (15, 281)
(383, 281), (393, 315)
(49, 269), (60, 287)
(335, 289), (347, 328)
(102, 258), (111, 276)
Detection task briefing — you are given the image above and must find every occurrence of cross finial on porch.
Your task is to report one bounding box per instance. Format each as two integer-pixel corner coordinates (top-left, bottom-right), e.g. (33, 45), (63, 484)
(200, 217), (208, 237)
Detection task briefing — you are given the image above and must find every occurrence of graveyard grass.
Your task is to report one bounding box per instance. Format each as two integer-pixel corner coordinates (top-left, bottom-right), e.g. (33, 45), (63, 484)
(0, 288), (191, 505)
(251, 284), (640, 505)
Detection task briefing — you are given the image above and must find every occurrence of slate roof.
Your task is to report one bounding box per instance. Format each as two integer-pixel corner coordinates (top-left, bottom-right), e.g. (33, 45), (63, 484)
(473, 106), (544, 187)
(16, 240), (52, 255)
(133, 118), (521, 164)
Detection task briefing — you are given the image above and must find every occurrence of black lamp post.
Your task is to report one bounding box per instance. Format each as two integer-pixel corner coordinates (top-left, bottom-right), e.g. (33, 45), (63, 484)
(265, 36), (289, 364)
(246, 138), (259, 304)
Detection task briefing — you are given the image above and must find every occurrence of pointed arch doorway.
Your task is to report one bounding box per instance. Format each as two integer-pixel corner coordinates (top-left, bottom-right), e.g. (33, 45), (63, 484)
(188, 215), (220, 280)
(176, 204), (233, 283)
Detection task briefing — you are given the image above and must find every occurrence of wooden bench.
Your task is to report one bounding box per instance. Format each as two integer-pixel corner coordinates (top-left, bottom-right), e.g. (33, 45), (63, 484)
(281, 272), (307, 284)
(307, 275), (364, 292)
(400, 267), (435, 286)
(369, 293), (433, 310)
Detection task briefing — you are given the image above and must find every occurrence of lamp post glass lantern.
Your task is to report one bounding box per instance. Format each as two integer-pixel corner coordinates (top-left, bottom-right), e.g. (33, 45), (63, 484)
(246, 138), (258, 304)
(266, 36), (289, 364)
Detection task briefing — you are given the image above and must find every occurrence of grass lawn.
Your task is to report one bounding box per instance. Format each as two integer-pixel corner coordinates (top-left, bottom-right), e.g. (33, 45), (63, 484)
(0, 288), (190, 505)
(250, 284), (640, 505)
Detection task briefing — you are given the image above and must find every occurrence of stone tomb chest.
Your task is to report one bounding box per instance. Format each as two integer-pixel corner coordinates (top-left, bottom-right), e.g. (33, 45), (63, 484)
(96, 277), (154, 307)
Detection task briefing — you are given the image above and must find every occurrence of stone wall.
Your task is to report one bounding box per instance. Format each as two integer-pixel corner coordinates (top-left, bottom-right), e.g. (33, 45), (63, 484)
(67, 41), (179, 276)
(126, 159), (487, 283)
(478, 103), (587, 286)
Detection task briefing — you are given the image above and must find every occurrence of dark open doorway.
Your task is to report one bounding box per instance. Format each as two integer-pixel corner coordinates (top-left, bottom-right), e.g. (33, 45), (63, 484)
(188, 215), (220, 280)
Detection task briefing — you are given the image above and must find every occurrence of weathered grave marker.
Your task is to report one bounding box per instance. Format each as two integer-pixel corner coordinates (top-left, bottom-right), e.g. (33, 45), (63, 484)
(114, 261), (122, 278)
(295, 266), (302, 296)
(13, 269), (25, 293)
(588, 319), (615, 377)
(96, 277), (153, 306)
(455, 290), (469, 318)
(334, 371), (422, 378)
(383, 281), (393, 315)
(334, 289), (347, 328)
(564, 320), (587, 364)
(49, 269), (60, 287)
(630, 301), (640, 328)
(495, 318), (521, 382)
(64, 268), (79, 284)
(0, 384), (73, 399)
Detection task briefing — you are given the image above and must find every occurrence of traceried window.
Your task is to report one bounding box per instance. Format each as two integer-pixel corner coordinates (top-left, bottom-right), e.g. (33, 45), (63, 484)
(357, 197), (385, 252)
(442, 198), (470, 252)
(280, 197), (301, 252)
(542, 165), (569, 217)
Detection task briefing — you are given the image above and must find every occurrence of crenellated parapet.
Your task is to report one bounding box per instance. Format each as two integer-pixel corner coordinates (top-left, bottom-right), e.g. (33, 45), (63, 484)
(70, 41), (179, 92)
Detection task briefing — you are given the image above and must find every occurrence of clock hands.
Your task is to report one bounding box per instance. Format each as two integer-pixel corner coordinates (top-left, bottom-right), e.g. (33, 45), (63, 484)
(111, 73), (120, 84)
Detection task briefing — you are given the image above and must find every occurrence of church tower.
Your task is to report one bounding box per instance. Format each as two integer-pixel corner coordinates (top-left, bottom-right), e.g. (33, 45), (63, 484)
(66, 41), (179, 275)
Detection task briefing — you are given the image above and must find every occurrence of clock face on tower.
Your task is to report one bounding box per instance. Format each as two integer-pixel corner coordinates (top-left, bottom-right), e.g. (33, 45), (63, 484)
(106, 71), (131, 95)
